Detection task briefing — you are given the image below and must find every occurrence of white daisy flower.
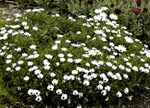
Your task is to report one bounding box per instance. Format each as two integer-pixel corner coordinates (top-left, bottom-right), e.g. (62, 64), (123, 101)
(71, 70), (78, 75)
(60, 58), (66, 62)
(18, 60), (24, 65)
(63, 75), (70, 81)
(55, 14), (60, 17)
(109, 14), (118, 20)
(124, 87), (129, 94)
(33, 89), (40, 96)
(107, 71), (113, 77)
(27, 61), (33, 66)
(83, 80), (90, 86)
(106, 62), (112, 67)
(61, 47), (67, 52)
(109, 36), (114, 40)
(79, 92), (83, 98)
(58, 53), (64, 58)
(101, 90), (107, 96)
(67, 53), (73, 57)
(15, 66), (21, 71)
(94, 9), (102, 14)
(85, 63), (90, 67)
(43, 59), (50, 66)
(26, 9), (32, 13)
(47, 84), (54, 91)
(56, 89), (62, 95)
(15, 47), (22, 52)
(108, 55), (115, 59)
(34, 69), (41, 75)
(61, 94), (68, 100)
(22, 21), (28, 26)
(30, 45), (36, 50)
(116, 91), (122, 97)
(112, 65), (117, 70)
(32, 26), (38, 31)
(52, 79), (58, 85)
(124, 36), (134, 44)
(97, 84), (103, 90)
(144, 63), (149, 68)
(77, 31), (81, 34)
(37, 74), (44, 79)
(6, 18), (11, 21)
(44, 65), (51, 70)
(50, 72), (56, 77)
(24, 76), (30, 81)
(35, 96), (42, 102)
(56, 62), (60, 66)
(52, 44), (58, 50)
(55, 40), (61, 44)
(28, 89), (34, 95)
(126, 68), (131, 72)
(78, 15), (86, 19)
(6, 60), (12, 64)
(6, 67), (11, 72)
(73, 90), (79, 95)
(45, 54), (53, 59)
(127, 96), (133, 101)
(70, 75), (75, 80)
(32, 66), (39, 70)
(132, 66), (138, 71)
(105, 86), (111, 91)
(126, 62), (132, 67)
(119, 64), (125, 70)
(98, 61), (104, 65)
(22, 53), (28, 58)
(65, 40), (71, 44)
(82, 54), (90, 58)
(24, 32), (31, 37)
(6, 54), (12, 59)
(115, 73), (122, 80)
(24, 26), (29, 29)
(74, 59), (82, 64)
(67, 58), (73, 63)
(19, 30), (24, 34)
(123, 74), (128, 79)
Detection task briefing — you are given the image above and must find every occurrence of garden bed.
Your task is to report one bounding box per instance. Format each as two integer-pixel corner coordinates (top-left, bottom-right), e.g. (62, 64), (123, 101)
(0, 1), (150, 108)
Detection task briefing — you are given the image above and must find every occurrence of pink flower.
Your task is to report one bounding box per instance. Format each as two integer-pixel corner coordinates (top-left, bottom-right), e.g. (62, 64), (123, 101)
(132, 7), (141, 15)
(136, 0), (142, 7)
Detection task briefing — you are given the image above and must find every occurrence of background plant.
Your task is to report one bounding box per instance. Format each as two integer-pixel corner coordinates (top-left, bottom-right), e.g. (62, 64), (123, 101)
(10, 0), (150, 49)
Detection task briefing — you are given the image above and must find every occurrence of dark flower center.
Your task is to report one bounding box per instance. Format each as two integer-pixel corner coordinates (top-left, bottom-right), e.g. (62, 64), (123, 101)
(114, 9), (122, 15)
(88, 0), (93, 5)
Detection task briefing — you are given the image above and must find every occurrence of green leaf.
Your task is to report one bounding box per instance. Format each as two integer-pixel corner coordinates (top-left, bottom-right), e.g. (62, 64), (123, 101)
(40, 29), (48, 36)
(34, 0), (43, 5)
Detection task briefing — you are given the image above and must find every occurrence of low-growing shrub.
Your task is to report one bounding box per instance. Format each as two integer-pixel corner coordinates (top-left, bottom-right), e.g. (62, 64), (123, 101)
(0, 7), (150, 107)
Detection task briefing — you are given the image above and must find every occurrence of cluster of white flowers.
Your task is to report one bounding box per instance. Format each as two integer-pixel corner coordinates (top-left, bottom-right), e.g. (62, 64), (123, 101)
(1, 7), (150, 105)
(25, 8), (44, 13)
(28, 89), (42, 102)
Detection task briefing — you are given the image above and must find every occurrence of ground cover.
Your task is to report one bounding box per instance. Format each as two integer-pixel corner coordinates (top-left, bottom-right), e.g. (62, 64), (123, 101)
(0, 1), (150, 108)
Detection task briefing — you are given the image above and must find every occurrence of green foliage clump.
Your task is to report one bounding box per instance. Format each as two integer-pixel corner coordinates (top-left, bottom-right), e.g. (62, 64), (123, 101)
(0, 7), (150, 107)
(12, 0), (150, 48)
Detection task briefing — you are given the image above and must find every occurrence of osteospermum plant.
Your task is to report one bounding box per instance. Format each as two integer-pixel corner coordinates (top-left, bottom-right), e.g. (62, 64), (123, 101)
(0, 7), (150, 107)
